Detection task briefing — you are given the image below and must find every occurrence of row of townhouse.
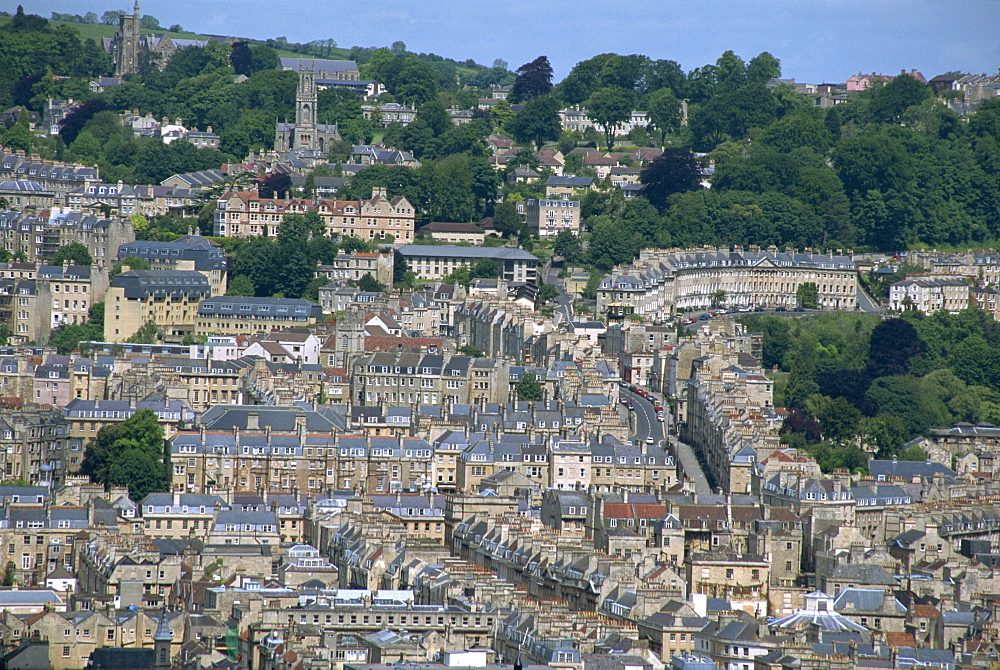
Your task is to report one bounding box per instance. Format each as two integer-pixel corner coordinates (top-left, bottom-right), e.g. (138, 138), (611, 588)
(213, 187), (415, 243)
(62, 397), (195, 443)
(0, 405), (80, 487)
(318, 285), (460, 344)
(0, 483), (132, 587)
(0, 151), (100, 195)
(0, 262), (109, 344)
(888, 276), (972, 314)
(453, 513), (684, 615)
(111, 354), (251, 413)
(0, 210), (133, 267)
(454, 298), (554, 362)
(597, 246), (857, 320)
(63, 181), (200, 218)
(0, 349), (112, 409)
(165, 396), (650, 500)
(456, 433), (675, 495)
(908, 249), (1000, 285)
(0, 606), (185, 670)
(0, 175), (198, 219)
(349, 351), (511, 407)
(679, 330), (782, 495)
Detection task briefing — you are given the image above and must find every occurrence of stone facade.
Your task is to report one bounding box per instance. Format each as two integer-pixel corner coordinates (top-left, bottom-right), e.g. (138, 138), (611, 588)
(598, 246), (857, 319)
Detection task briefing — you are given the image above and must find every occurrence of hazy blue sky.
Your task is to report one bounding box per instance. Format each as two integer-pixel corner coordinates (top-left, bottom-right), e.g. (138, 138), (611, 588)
(23, 0), (1000, 83)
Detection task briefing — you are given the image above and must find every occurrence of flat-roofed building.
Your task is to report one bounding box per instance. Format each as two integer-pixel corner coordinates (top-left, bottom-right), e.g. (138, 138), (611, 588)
(398, 245), (539, 285)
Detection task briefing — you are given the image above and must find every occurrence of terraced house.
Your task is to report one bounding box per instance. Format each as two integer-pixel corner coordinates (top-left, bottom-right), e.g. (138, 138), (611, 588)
(350, 352), (510, 406)
(597, 246), (857, 319)
(213, 187), (415, 243)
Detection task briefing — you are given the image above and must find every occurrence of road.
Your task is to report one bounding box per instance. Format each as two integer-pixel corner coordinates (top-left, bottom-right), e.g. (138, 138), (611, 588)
(621, 388), (664, 446)
(855, 281), (884, 313)
(545, 263), (574, 325)
(671, 436), (712, 496)
(619, 387), (712, 496)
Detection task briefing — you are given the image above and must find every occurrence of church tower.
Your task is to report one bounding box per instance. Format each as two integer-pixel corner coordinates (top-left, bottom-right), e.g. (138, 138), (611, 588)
(152, 606), (172, 669)
(115, 0), (142, 77)
(293, 67), (317, 151)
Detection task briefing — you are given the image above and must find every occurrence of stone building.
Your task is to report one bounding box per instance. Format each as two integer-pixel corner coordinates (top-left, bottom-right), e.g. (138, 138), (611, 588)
(523, 199), (582, 238)
(888, 277), (970, 314)
(117, 234), (229, 296)
(316, 251), (394, 288)
(349, 351), (510, 407)
(104, 269), (211, 342)
(398, 245), (540, 285)
(213, 188), (415, 244)
(597, 246), (857, 319)
(195, 296), (323, 336)
(274, 67), (342, 153)
(6, 262), (109, 345)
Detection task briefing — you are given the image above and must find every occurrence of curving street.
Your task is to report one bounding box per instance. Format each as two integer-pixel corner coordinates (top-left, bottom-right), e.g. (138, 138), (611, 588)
(620, 387), (711, 495)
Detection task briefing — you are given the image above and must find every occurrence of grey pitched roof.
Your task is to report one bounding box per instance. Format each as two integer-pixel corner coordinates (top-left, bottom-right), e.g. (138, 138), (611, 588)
(869, 458), (957, 480)
(110, 269), (210, 300)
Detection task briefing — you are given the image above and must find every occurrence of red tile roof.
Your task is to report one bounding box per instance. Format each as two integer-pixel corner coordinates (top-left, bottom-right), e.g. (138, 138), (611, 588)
(603, 502), (666, 520)
(885, 632), (917, 648)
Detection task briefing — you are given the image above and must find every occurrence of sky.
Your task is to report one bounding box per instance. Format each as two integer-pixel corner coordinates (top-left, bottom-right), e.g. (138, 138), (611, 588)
(20, 0), (1000, 84)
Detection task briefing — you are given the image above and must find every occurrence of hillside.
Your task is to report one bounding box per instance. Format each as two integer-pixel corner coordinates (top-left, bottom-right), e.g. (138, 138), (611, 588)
(0, 15), (490, 79)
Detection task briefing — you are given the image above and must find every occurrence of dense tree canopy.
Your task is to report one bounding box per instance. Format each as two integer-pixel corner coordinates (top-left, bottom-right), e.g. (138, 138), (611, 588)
(81, 409), (169, 500)
(740, 309), (1000, 472)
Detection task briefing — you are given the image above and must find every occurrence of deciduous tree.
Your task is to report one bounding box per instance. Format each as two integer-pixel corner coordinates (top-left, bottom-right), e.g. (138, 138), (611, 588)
(516, 371), (543, 401)
(639, 148), (703, 212)
(510, 56), (553, 103)
(585, 86), (636, 150)
(646, 88), (681, 147)
(508, 96), (561, 150)
(52, 242), (93, 266)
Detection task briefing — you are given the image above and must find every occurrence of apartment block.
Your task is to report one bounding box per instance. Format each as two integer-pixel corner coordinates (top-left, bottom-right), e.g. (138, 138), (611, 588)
(104, 269), (211, 342)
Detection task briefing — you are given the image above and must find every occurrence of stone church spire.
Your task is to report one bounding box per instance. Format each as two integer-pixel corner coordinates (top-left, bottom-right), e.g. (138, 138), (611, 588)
(114, 0), (142, 76)
(153, 606), (172, 668)
(293, 67), (317, 150)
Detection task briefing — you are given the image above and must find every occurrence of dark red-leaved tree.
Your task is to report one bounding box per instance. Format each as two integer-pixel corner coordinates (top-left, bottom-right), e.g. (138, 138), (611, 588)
(510, 56), (553, 103)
